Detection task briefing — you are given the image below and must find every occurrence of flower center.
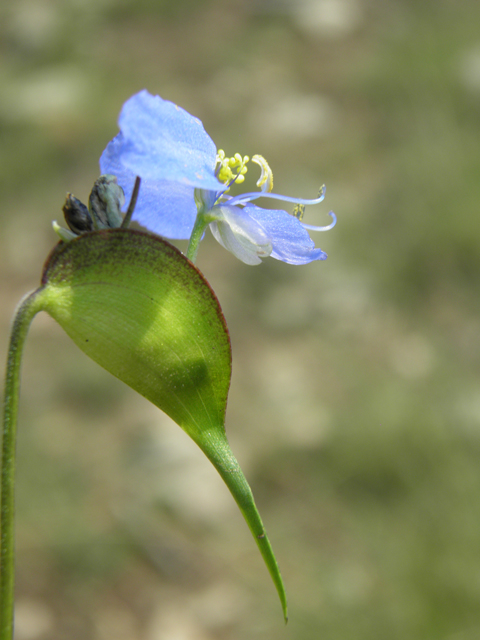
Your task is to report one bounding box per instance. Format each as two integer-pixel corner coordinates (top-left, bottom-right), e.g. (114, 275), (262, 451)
(215, 150), (274, 195)
(216, 150), (249, 187)
(196, 151), (335, 238)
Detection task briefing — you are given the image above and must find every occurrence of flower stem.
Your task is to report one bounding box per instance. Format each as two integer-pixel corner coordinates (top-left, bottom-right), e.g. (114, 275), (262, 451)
(121, 176), (141, 229)
(1, 291), (43, 640)
(186, 212), (211, 264)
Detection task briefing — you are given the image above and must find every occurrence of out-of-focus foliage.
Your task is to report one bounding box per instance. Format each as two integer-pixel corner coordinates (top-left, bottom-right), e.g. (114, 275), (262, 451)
(2, 0), (480, 638)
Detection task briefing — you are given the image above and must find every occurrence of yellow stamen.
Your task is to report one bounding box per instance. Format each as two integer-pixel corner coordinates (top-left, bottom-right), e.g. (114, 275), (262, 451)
(292, 203), (305, 220)
(215, 151), (274, 195)
(252, 155), (274, 193)
(216, 150), (251, 188)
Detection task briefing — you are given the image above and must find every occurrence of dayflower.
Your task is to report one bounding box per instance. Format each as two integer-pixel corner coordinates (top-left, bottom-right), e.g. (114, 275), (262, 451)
(99, 90), (335, 265)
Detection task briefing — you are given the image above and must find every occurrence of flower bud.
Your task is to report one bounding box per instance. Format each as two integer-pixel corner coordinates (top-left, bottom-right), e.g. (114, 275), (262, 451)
(88, 174), (125, 229)
(62, 193), (93, 234)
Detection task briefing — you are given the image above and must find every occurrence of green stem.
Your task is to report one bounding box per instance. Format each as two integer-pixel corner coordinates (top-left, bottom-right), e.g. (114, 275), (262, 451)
(1, 291), (42, 640)
(186, 212), (212, 264)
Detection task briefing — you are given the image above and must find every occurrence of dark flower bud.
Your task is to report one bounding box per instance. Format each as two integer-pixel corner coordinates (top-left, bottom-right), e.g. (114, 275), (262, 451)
(62, 194), (93, 234)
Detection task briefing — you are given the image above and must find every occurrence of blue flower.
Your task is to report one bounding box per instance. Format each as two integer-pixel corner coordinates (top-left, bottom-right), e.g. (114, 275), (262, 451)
(100, 90), (335, 265)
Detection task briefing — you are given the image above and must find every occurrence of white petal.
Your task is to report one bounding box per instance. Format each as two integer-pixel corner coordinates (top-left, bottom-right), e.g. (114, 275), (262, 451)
(209, 205), (272, 265)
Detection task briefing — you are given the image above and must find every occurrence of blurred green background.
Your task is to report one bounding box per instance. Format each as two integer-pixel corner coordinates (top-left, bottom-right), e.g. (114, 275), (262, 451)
(2, 0), (480, 638)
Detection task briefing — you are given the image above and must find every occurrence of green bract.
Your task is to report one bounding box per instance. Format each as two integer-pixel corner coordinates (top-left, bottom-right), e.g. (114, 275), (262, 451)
(30, 229), (287, 620)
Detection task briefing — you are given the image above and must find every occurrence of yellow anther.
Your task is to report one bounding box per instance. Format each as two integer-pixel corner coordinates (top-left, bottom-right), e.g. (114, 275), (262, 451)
(215, 151), (273, 193)
(217, 163), (233, 183)
(216, 150), (251, 187)
(292, 203), (305, 220)
(252, 155), (274, 193)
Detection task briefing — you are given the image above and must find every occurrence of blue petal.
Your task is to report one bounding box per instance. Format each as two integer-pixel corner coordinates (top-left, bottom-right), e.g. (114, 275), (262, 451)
(100, 133), (198, 239)
(108, 90), (222, 191)
(243, 205), (328, 265)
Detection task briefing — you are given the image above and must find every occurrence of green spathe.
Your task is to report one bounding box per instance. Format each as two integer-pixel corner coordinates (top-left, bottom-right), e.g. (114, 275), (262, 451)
(34, 228), (287, 620)
(40, 230), (230, 438)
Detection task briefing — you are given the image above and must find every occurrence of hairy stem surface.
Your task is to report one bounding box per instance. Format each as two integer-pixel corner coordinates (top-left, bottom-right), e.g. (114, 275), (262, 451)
(1, 291), (42, 640)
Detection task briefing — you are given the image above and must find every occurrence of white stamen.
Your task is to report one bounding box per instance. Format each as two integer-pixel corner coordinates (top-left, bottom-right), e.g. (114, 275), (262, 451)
(301, 211), (337, 232)
(228, 185), (326, 208)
